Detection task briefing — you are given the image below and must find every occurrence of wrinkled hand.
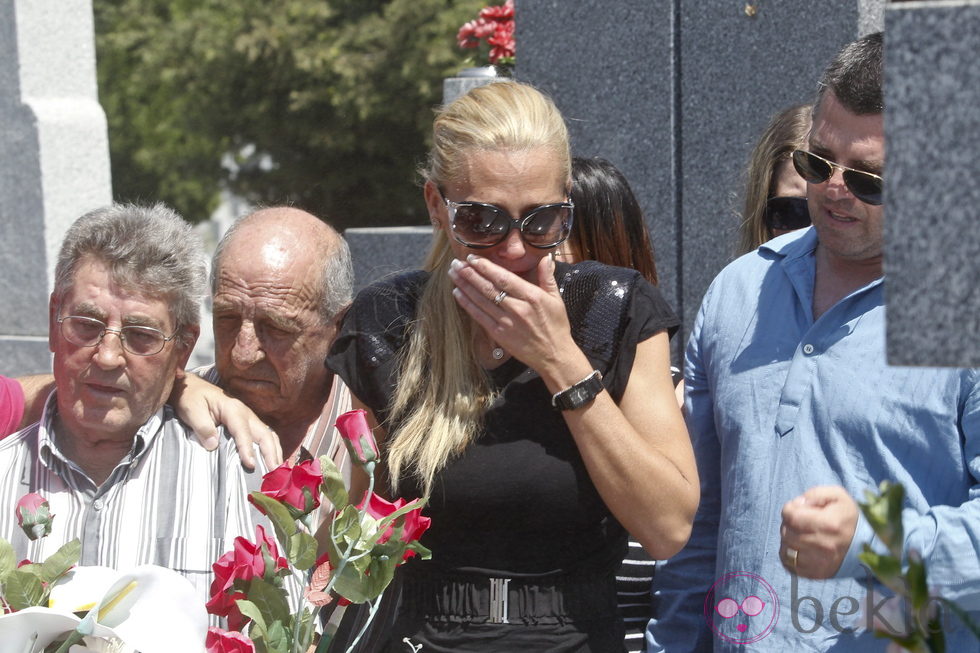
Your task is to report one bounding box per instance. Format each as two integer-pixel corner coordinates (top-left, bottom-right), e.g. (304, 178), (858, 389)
(447, 254), (578, 376)
(780, 485), (859, 579)
(170, 372), (283, 471)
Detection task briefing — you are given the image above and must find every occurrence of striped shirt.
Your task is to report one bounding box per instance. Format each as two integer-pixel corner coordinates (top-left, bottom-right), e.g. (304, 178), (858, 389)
(616, 538), (656, 652)
(197, 364), (354, 523)
(0, 394), (262, 605)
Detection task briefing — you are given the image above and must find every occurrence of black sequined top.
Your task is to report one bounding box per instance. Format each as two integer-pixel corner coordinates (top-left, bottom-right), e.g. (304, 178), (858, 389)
(327, 260), (679, 577)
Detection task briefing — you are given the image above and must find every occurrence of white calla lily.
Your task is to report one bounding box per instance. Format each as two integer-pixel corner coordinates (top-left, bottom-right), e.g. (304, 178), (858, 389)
(48, 566), (118, 613)
(0, 565), (206, 653)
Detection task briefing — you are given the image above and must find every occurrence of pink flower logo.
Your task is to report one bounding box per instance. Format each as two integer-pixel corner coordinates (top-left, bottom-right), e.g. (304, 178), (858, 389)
(704, 572), (779, 644)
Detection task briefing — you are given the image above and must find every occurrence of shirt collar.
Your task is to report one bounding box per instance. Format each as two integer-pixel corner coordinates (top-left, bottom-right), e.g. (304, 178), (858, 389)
(38, 393), (165, 471)
(759, 226), (818, 261)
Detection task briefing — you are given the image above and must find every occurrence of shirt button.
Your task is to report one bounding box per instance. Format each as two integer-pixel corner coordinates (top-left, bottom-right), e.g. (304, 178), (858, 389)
(802, 344), (815, 355)
(93, 499), (104, 511)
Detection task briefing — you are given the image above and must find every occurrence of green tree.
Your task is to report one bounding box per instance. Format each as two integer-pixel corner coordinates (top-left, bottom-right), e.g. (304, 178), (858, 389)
(94, 0), (485, 228)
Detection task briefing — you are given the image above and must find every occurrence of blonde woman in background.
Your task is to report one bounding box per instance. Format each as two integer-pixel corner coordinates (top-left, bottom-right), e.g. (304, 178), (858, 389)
(736, 103), (812, 256)
(327, 81), (697, 652)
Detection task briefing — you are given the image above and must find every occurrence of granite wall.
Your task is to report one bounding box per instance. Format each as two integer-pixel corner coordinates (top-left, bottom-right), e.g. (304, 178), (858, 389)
(516, 0), (884, 353)
(884, 1), (980, 366)
(0, 0), (112, 376)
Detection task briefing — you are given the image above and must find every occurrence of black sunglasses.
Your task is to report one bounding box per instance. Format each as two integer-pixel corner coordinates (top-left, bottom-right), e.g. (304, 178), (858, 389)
(442, 192), (574, 249)
(764, 196), (811, 233)
(792, 150), (883, 206)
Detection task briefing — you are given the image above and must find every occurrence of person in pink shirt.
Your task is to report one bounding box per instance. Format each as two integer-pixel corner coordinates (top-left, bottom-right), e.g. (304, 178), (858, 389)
(0, 375), (24, 437)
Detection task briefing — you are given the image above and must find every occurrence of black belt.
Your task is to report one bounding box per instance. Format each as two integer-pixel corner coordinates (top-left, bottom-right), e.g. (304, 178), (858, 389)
(398, 566), (620, 625)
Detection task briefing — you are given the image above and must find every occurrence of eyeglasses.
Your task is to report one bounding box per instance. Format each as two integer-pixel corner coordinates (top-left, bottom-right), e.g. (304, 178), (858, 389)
(58, 315), (178, 356)
(791, 150), (883, 206)
(763, 196), (811, 233)
(442, 193), (574, 249)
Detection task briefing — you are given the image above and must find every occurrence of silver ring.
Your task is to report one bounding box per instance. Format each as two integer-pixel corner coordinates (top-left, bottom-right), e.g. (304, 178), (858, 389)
(493, 290), (507, 306)
(787, 547), (798, 571)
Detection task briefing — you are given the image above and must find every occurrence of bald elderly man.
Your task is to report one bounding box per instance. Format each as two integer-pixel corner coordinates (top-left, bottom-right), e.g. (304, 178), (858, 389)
(202, 207), (354, 480)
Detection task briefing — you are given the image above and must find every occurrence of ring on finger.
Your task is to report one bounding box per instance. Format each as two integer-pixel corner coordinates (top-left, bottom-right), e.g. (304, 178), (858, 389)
(493, 290), (508, 306)
(787, 547), (799, 571)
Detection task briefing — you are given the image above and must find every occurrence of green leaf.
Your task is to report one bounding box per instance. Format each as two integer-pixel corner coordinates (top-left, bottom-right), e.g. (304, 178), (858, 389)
(288, 531), (318, 571)
(245, 577), (292, 627)
(4, 568), (47, 610)
(237, 598), (270, 637)
(329, 563), (375, 604)
(249, 491), (299, 550)
(906, 551), (929, 614)
(858, 547), (906, 596)
(859, 481), (905, 559)
(14, 562), (45, 581)
(0, 538), (15, 584)
(404, 540), (432, 561)
(319, 455), (349, 511)
(39, 538), (81, 584)
(265, 619), (291, 653)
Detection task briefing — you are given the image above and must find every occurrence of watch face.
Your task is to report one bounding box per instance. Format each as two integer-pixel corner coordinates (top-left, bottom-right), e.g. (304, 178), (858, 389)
(554, 371), (603, 410)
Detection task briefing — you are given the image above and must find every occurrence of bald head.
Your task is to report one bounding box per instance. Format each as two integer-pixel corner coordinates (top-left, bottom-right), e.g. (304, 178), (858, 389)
(211, 207), (353, 323)
(209, 207), (353, 443)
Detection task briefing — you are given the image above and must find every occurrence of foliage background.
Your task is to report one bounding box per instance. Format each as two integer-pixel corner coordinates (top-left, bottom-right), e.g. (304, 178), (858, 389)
(94, 0), (484, 229)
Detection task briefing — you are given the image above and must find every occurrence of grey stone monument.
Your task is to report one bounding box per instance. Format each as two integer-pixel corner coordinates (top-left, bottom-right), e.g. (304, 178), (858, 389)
(0, 0), (112, 375)
(346, 226), (433, 292)
(344, 69), (501, 291)
(518, 0), (883, 352)
(884, 1), (980, 367)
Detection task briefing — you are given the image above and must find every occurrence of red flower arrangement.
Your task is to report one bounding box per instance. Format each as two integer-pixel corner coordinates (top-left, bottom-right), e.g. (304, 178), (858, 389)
(457, 0), (515, 67)
(205, 410), (431, 653)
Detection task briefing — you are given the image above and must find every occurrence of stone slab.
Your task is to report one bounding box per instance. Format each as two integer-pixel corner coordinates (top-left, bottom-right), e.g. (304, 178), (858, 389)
(884, 1), (980, 366)
(344, 226), (434, 292)
(0, 0), (111, 375)
(518, 0), (883, 355)
(678, 2), (873, 343)
(518, 0), (678, 347)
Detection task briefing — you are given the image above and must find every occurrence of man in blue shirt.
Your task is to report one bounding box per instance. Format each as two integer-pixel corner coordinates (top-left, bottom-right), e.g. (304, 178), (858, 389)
(648, 32), (980, 652)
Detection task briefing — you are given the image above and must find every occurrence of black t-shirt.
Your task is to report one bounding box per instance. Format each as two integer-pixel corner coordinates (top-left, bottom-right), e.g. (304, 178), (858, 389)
(327, 261), (679, 578)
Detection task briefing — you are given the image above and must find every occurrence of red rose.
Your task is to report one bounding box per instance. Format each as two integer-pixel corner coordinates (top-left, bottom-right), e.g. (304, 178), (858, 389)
(206, 627), (256, 653)
(253, 458), (321, 518)
(16, 492), (53, 541)
(357, 493), (431, 560)
(206, 525), (288, 629)
(335, 409), (380, 466)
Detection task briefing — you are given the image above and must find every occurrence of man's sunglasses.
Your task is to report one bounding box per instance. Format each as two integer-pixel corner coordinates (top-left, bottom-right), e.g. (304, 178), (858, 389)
(792, 150), (883, 206)
(442, 193), (574, 249)
(764, 196), (811, 233)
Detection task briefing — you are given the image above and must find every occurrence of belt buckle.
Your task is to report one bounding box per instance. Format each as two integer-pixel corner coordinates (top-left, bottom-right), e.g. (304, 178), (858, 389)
(488, 577), (510, 624)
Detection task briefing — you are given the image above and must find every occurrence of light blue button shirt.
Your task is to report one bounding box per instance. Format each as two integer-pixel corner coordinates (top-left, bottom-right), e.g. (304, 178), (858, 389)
(648, 228), (980, 652)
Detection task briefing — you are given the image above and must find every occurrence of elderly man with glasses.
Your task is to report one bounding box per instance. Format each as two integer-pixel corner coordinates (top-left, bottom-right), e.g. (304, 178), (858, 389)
(0, 204), (266, 602)
(648, 32), (980, 652)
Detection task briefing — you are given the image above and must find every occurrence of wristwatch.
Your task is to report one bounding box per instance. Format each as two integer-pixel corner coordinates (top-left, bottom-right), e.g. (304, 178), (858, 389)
(551, 370), (604, 411)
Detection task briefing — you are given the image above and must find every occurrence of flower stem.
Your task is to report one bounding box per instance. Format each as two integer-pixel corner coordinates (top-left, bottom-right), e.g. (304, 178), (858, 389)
(345, 592), (385, 653)
(322, 473), (376, 598)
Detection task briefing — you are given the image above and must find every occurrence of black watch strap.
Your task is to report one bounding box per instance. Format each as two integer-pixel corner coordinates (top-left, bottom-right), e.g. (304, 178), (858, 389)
(551, 370), (604, 411)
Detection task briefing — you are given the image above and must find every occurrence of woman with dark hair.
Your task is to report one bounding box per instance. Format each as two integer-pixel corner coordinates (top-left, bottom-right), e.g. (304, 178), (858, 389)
(558, 157), (658, 285)
(327, 81), (698, 652)
(558, 157), (662, 652)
